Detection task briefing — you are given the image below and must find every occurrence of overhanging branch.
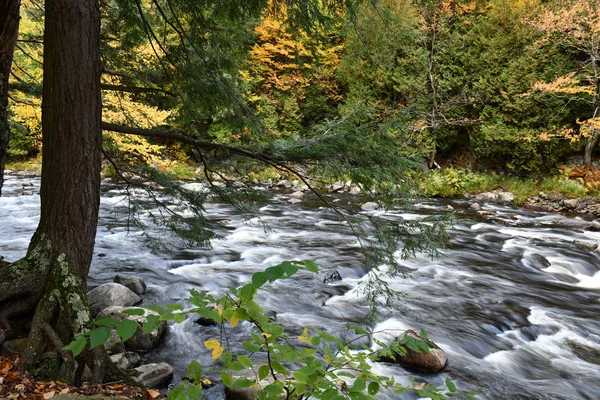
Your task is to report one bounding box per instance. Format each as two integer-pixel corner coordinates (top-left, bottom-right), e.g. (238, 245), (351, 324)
(101, 84), (174, 96)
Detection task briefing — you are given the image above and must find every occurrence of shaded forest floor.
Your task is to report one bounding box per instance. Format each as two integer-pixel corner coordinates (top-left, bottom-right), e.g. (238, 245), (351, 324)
(0, 355), (164, 400)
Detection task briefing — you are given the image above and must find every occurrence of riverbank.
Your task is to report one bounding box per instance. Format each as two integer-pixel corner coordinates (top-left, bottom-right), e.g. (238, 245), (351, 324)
(6, 160), (600, 218)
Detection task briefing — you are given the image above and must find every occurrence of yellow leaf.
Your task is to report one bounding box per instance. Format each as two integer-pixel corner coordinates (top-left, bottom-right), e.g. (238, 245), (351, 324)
(204, 339), (224, 360)
(147, 389), (161, 398)
(214, 304), (224, 317)
(298, 327), (311, 343)
(43, 391), (55, 399)
(229, 313), (239, 327)
(201, 379), (212, 386)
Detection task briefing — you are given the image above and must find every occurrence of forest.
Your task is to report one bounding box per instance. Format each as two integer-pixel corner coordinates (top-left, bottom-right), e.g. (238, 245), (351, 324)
(0, 0), (600, 399)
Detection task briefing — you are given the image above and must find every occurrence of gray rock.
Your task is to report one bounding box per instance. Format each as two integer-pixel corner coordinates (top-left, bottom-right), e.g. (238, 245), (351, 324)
(573, 240), (599, 252)
(110, 352), (140, 369)
(96, 306), (166, 351)
(470, 202), (482, 211)
(349, 186), (361, 195)
(287, 198), (302, 204)
(321, 269), (342, 284)
(445, 205), (454, 211)
(289, 191), (304, 199)
(361, 202), (379, 211)
(563, 198), (580, 209)
(328, 181), (346, 193)
(114, 275), (147, 296)
(87, 283), (141, 317)
(104, 329), (126, 354)
(474, 191), (514, 204)
(376, 329), (447, 372)
(133, 362), (173, 387)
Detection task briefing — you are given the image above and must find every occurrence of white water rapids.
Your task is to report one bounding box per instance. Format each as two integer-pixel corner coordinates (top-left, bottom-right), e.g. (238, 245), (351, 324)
(1, 173), (599, 399)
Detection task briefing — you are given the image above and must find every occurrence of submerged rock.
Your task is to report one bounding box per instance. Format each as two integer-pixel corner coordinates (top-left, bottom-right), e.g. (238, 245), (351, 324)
(133, 362), (173, 387)
(87, 283), (141, 317)
(114, 274), (147, 296)
(470, 202), (481, 211)
(320, 269), (342, 284)
(96, 306), (166, 351)
(376, 329), (447, 372)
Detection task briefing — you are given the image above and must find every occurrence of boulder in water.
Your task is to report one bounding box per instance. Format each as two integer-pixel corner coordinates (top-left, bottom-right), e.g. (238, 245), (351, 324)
(361, 202), (379, 211)
(470, 202), (481, 211)
(96, 306), (166, 351)
(375, 329), (447, 372)
(87, 283), (141, 317)
(114, 274), (147, 296)
(321, 269), (342, 284)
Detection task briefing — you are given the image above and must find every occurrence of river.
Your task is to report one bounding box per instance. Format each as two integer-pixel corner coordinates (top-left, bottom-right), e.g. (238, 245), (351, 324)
(1, 173), (599, 399)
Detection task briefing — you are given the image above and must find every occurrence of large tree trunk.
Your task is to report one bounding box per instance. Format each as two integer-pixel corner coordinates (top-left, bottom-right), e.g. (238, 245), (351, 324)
(0, 0), (21, 196)
(0, 0), (115, 382)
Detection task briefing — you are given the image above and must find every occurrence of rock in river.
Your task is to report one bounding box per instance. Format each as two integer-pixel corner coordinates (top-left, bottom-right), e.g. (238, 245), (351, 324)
(87, 283), (141, 317)
(114, 274), (147, 296)
(376, 329), (447, 372)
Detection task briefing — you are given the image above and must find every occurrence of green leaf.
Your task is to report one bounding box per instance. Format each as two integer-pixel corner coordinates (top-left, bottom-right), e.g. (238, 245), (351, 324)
(419, 329), (429, 341)
(165, 303), (184, 311)
(95, 317), (119, 326)
(143, 314), (161, 334)
(258, 365), (270, 380)
(89, 327), (111, 350)
(252, 272), (268, 288)
(173, 313), (186, 324)
(239, 283), (256, 300)
(63, 335), (87, 357)
(116, 319), (138, 342)
(302, 260), (318, 273)
(265, 266), (284, 282)
(234, 378), (255, 388)
(187, 360), (203, 381)
(270, 360), (289, 375)
(145, 305), (165, 314)
(122, 308), (145, 316)
(445, 377), (456, 393)
(166, 385), (185, 400)
(242, 340), (261, 353)
(293, 371), (309, 383)
(238, 355), (253, 368)
(221, 372), (233, 388)
(346, 324), (369, 335)
(278, 261), (299, 277)
(368, 381), (380, 395)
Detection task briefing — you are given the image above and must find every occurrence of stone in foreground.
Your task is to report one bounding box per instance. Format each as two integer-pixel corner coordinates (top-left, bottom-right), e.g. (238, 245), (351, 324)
(87, 283), (141, 317)
(133, 362), (173, 387)
(376, 329), (447, 372)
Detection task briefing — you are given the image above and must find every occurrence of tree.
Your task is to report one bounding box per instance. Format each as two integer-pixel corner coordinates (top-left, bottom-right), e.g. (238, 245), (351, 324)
(0, 0), (447, 385)
(0, 0), (21, 196)
(528, 0), (600, 167)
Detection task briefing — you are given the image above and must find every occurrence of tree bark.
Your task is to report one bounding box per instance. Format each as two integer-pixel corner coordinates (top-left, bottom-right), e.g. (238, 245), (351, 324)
(0, 0), (107, 381)
(584, 132), (598, 167)
(0, 0), (21, 196)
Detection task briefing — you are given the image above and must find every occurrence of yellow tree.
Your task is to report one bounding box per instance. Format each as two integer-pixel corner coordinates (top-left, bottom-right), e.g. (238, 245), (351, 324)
(529, 0), (600, 166)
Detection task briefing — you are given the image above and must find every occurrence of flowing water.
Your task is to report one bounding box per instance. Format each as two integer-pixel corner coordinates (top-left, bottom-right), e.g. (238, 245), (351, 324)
(1, 173), (600, 399)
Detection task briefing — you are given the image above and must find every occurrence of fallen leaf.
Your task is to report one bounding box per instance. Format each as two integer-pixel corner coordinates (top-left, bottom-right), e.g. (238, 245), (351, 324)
(147, 389), (160, 398)
(60, 388), (69, 394)
(43, 390), (55, 399)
